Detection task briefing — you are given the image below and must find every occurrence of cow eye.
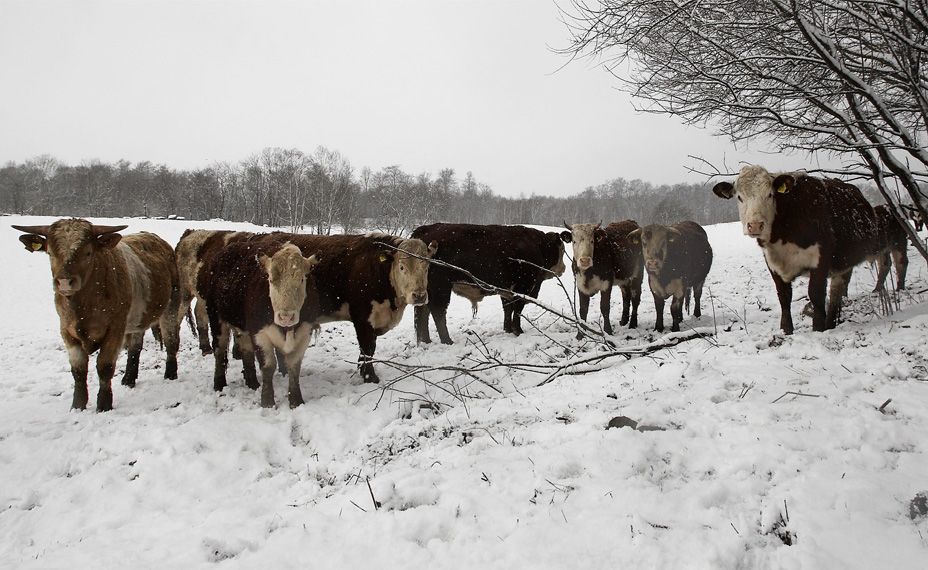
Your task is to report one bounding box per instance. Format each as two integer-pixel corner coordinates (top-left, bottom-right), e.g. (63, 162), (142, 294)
(737, 196), (743, 203)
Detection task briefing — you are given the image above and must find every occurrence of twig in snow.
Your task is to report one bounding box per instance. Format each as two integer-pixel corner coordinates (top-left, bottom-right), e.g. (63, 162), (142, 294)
(878, 398), (892, 414)
(349, 500), (367, 513)
(365, 477), (381, 510)
(772, 391), (822, 404)
(730, 522), (740, 536)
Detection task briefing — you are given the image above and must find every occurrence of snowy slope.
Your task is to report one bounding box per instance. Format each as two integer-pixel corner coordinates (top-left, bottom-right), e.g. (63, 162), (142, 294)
(1, 215), (927, 569)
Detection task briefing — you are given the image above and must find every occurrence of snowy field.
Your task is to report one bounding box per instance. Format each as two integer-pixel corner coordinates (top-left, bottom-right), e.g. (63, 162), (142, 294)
(1, 215), (927, 569)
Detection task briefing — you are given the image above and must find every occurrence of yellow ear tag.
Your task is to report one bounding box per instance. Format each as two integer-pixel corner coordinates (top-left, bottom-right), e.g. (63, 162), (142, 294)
(31, 242), (42, 251)
(776, 183), (789, 194)
(378, 253), (388, 262)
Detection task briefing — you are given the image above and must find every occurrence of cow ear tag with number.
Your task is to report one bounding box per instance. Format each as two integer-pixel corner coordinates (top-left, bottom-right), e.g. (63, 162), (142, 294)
(776, 182), (789, 194)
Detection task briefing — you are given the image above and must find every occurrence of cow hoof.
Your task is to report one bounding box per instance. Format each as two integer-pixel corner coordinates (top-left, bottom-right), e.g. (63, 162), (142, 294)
(200, 346), (213, 356)
(671, 325), (680, 332)
(164, 362), (178, 380)
(604, 327), (614, 336)
(213, 380), (227, 392)
(96, 390), (113, 412)
(440, 338), (454, 346)
(121, 376), (136, 388)
(363, 374), (381, 384)
(260, 398), (275, 409)
(628, 321), (637, 329)
(288, 397), (304, 409)
(245, 379), (260, 391)
(619, 318), (629, 326)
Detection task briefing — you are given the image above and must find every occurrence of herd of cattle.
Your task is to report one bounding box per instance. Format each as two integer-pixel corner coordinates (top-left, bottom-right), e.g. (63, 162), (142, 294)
(11, 165), (925, 411)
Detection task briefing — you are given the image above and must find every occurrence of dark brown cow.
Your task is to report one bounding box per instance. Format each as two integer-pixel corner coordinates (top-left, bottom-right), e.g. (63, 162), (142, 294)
(713, 166), (888, 334)
(14, 219), (181, 411)
(200, 238), (320, 408)
(629, 221), (712, 332)
(254, 232), (436, 383)
(175, 229), (253, 354)
(409, 223), (566, 344)
(560, 220), (643, 338)
(874, 205), (909, 291)
(902, 204), (924, 232)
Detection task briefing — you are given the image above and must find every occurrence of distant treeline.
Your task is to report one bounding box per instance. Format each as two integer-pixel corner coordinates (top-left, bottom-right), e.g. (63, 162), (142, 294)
(0, 147), (743, 234)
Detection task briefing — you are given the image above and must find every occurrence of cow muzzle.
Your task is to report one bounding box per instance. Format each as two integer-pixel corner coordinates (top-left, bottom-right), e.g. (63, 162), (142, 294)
(577, 256), (593, 270)
(408, 291), (429, 306)
(275, 311), (299, 328)
(56, 276), (80, 296)
(745, 221), (765, 238)
(645, 260), (662, 273)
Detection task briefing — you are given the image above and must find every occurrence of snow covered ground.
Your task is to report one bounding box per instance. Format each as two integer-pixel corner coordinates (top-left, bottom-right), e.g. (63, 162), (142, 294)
(1, 215), (927, 569)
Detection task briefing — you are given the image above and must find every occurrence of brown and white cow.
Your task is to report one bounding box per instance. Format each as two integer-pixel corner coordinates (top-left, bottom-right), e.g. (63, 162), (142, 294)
(14, 219), (181, 411)
(410, 223), (566, 344)
(560, 220), (643, 338)
(874, 205), (909, 291)
(253, 232), (436, 383)
(628, 221), (712, 332)
(712, 165), (889, 334)
(175, 229), (253, 354)
(199, 238), (320, 408)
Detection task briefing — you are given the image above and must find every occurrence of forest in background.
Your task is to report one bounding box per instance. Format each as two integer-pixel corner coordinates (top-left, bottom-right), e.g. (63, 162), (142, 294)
(0, 146), (819, 235)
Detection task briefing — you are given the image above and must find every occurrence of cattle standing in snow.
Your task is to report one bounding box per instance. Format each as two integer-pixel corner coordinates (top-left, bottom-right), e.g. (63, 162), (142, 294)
(874, 205), (909, 291)
(560, 220), (643, 338)
(902, 204), (925, 232)
(175, 229), (253, 355)
(254, 232), (436, 383)
(199, 239), (320, 408)
(409, 223), (565, 344)
(13, 219), (181, 411)
(628, 222), (712, 332)
(712, 166), (889, 334)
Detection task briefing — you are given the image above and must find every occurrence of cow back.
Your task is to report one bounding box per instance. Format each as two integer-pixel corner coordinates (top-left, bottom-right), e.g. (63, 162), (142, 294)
(119, 232), (178, 333)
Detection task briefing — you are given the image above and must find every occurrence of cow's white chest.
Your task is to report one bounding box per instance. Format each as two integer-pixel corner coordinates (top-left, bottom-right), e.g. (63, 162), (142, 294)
(255, 322), (313, 355)
(369, 299), (405, 332)
(576, 271), (611, 296)
(763, 241), (821, 282)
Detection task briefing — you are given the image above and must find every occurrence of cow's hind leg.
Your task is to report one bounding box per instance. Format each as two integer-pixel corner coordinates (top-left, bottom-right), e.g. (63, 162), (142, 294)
(354, 322), (381, 383)
(693, 281), (704, 319)
(212, 322), (232, 392)
(194, 298), (213, 355)
(159, 298), (181, 380)
(893, 248), (908, 290)
(600, 285), (614, 335)
(825, 269), (851, 330)
(430, 287), (454, 344)
(121, 331), (144, 388)
(64, 336), (89, 411)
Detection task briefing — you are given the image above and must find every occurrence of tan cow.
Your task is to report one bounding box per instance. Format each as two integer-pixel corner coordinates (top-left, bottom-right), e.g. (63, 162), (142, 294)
(14, 219), (181, 411)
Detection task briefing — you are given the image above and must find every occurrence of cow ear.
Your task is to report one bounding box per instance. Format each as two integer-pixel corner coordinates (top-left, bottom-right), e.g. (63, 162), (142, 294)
(559, 231), (572, 243)
(258, 253), (272, 273)
(427, 240), (438, 257)
(18, 234), (47, 253)
(771, 174), (794, 195)
(96, 232), (122, 249)
(712, 181), (735, 199)
(627, 229), (641, 245)
(667, 228), (682, 243)
(302, 254), (320, 273)
(377, 250), (393, 263)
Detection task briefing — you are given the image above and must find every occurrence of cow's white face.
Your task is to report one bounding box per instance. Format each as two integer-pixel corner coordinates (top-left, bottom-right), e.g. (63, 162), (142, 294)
(563, 223), (601, 271)
(259, 243), (319, 328)
(549, 238), (567, 277)
(713, 165), (777, 244)
(390, 238), (437, 306)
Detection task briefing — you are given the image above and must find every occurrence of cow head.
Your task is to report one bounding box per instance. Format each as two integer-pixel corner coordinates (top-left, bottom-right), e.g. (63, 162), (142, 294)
(712, 165), (797, 244)
(628, 224), (679, 275)
(258, 243), (320, 328)
(544, 232), (567, 278)
(13, 219), (127, 297)
(560, 221), (602, 271)
(385, 237), (437, 306)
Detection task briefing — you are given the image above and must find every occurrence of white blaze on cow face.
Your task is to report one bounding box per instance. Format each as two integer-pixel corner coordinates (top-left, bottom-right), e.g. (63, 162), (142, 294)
(258, 244), (319, 328)
(637, 225), (680, 275)
(390, 238), (437, 306)
(565, 223), (601, 271)
(549, 240), (567, 277)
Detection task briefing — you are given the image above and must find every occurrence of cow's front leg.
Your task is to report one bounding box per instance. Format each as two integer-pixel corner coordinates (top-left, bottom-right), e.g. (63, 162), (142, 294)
(576, 291), (591, 339)
(253, 333), (277, 408)
(629, 282), (641, 329)
(238, 333), (259, 390)
(64, 335), (89, 410)
(618, 283), (630, 327)
(807, 267), (828, 332)
(653, 294), (665, 332)
(354, 322), (380, 384)
(212, 321), (232, 392)
(95, 332), (123, 412)
(502, 297), (514, 333)
(414, 304), (432, 344)
(600, 285), (614, 335)
(284, 325), (313, 408)
(769, 269), (794, 335)
(670, 294), (684, 332)
(121, 331), (144, 387)
(510, 298), (527, 336)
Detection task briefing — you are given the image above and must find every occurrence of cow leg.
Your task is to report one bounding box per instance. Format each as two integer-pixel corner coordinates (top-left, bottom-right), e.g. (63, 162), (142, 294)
(354, 322), (380, 384)
(825, 269), (851, 330)
(600, 286), (614, 335)
(807, 268), (829, 332)
(628, 282), (640, 329)
(693, 282), (704, 318)
(502, 297), (514, 333)
(238, 333), (259, 390)
(194, 298), (213, 355)
(64, 337), (89, 410)
(576, 291), (591, 339)
(618, 284), (630, 327)
(231, 330), (244, 360)
(275, 347), (287, 376)
(433, 306), (454, 345)
(670, 294), (684, 332)
(653, 294), (665, 332)
(253, 335), (277, 408)
(769, 269), (794, 335)
(95, 334), (123, 412)
(284, 329), (312, 408)
(121, 331), (144, 388)
(212, 322), (231, 392)
(893, 248), (908, 290)
(159, 300), (181, 380)
(414, 304), (432, 344)
(509, 297), (528, 336)
(873, 251), (891, 292)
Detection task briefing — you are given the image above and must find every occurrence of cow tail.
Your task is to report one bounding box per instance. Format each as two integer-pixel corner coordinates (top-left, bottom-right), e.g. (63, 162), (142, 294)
(471, 302), (478, 319)
(685, 287), (692, 314)
(186, 306), (197, 337)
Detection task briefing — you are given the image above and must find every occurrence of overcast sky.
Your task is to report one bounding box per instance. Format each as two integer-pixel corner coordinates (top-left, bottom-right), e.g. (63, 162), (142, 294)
(0, 0), (829, 197)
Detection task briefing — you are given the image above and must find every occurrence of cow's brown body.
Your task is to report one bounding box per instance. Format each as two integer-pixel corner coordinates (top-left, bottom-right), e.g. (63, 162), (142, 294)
(561, 220), (643, 337)
(14, 219), (181, 411)
(632, 221), (712, 333)
(247, 232), (434, 383)
(713, 167), (889, 334)
(175, 229), (253, 354)
(199, 237), (320, 407)
(874, 205), (909, 291)
(409, 223), (566, 344)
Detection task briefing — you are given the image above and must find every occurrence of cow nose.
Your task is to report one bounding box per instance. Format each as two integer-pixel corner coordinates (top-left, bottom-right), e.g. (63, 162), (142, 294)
(411, 291), (428, 305)
(57, 277), (76, 293)
(746, 221), (765, 235)
(578, 256), (593, 269)
(276, 311), (298, 327)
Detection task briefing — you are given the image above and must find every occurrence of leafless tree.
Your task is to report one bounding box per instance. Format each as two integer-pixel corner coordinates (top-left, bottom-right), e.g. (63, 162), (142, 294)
(560, 0), (928, 260)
